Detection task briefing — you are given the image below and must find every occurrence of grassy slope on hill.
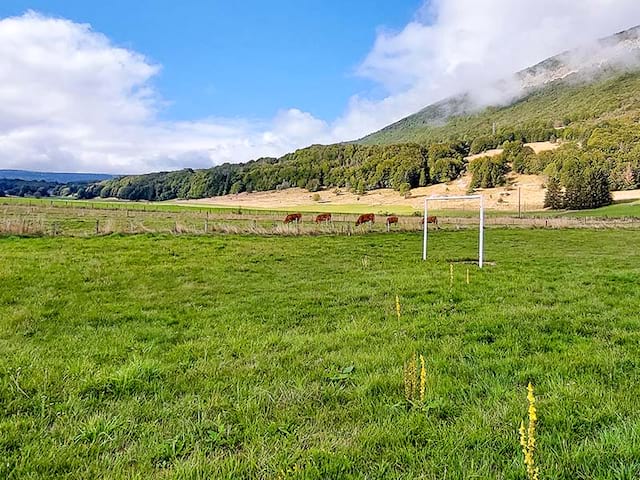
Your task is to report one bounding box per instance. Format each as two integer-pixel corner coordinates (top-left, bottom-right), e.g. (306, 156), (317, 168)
(359, 71), (640, 145)
(2, 231), (640, 478)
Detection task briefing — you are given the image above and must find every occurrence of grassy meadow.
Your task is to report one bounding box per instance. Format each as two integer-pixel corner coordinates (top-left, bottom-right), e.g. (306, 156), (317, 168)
(2, 197), (640, 240)
(2, 229), (640, 479)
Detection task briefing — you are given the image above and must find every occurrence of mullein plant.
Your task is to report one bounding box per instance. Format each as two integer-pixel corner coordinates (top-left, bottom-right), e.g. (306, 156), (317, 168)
(519, 382), (539, 480)
(403, 353), (416, 401)
(403, 353), (426, 404)
(395, 294), (401, 321)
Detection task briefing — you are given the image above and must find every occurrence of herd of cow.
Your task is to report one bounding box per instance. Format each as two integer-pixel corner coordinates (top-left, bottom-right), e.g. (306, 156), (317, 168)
(283, 212), (438, 227)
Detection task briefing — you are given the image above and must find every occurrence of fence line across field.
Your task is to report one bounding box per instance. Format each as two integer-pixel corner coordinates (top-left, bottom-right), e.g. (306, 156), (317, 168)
(423, 194), (484, 268)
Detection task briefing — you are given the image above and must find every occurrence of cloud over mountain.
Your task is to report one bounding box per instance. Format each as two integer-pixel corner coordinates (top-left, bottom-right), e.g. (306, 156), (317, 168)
(353, 0), (640, 130)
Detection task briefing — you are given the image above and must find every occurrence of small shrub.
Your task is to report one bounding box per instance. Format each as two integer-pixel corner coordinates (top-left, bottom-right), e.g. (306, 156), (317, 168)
(306, 179), (321, 192)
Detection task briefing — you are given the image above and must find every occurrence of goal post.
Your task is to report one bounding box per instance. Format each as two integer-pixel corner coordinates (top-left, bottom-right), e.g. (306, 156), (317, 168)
(422, 194), (484, 268)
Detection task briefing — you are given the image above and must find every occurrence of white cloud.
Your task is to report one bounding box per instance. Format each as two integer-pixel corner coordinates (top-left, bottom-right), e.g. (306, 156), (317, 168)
(0, 12), (332, 174)
(0, 4), (639, 174)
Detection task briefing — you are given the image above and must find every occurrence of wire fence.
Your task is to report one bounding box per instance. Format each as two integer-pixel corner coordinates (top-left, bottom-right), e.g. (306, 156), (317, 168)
(1, 202), (639, 237)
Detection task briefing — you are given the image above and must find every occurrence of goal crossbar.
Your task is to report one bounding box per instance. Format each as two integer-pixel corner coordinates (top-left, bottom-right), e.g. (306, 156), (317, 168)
(422, 194), (484, 268)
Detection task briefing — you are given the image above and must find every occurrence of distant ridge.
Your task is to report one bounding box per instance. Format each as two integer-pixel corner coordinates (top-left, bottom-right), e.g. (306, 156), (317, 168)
(0, 169), (114, 183)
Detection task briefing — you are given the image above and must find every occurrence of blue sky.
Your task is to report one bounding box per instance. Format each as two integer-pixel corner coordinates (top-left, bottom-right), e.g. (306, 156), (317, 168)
(0, 0), (423, 122)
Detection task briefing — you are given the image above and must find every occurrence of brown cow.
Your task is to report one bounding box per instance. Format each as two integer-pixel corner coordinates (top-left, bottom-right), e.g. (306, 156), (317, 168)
(421, 215), (438, 226)
(284, 213), (302, 224)
(386, 215), (399, 232)
(315, 213), (332, 223)
(356, 213), (375, 226)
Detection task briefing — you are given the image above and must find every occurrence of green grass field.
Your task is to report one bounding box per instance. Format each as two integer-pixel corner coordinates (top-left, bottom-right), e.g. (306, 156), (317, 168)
(554, 201), (640, 219)
(2, 230), (640, 479)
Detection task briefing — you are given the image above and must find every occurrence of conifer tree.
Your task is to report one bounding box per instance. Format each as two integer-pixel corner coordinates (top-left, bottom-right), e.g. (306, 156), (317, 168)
(544, 177), (564, 209)
(563, 174), (584, 210)
(419, 169), (428, 187)
(589, 167), (612, 208)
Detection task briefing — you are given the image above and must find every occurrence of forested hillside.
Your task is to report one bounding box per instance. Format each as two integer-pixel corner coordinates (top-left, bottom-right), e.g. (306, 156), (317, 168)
(86, 144), (438, 200)
(358, 71), (640, 147)
(360, 24), (640, 145)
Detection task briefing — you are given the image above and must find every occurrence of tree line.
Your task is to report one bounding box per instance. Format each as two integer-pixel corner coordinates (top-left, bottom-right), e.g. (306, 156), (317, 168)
(84, 143), (471, 201)
(0, 179), (88, 198)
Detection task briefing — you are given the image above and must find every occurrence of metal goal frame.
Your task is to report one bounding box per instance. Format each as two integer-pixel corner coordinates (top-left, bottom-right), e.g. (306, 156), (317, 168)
(422, 194), (484, 268)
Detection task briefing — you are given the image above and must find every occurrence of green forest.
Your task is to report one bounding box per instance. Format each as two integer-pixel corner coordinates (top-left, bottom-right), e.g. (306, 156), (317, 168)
(84, 143), (457, 201)
(0, 179), (87, 198)
(42, 70), (640, 210)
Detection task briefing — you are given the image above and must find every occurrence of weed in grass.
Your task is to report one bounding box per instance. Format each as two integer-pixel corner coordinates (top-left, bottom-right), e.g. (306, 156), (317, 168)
(328, 365), (355, 382)
(519, 382), (540, 480)
(403, 353), (415, 401)
(395, 294), (401, 321)
(403, 352), (426, 404)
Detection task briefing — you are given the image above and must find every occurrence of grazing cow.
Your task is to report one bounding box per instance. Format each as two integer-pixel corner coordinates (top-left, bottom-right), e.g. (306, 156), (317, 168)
(284, 213), (302, 224)
(356, 213), (375, 226)
(421, 215), (438, 226)
(386, 215), (399, 232)
(315, 213), (332, 223)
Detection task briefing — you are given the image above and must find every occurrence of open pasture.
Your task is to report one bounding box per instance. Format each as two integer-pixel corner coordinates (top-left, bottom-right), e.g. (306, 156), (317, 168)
(0, 200), (422, 236)
(1, 198), (640, 237)
(2, 229), (640, 479)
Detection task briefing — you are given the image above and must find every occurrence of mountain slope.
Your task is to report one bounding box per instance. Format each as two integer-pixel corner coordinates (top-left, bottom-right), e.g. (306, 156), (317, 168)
(358, 70), (640, 145)
(359, 25), (640, 145)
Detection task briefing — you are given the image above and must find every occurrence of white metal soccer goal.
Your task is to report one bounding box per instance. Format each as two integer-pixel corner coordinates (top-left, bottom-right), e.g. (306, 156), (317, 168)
(422, 194), (485, 268)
